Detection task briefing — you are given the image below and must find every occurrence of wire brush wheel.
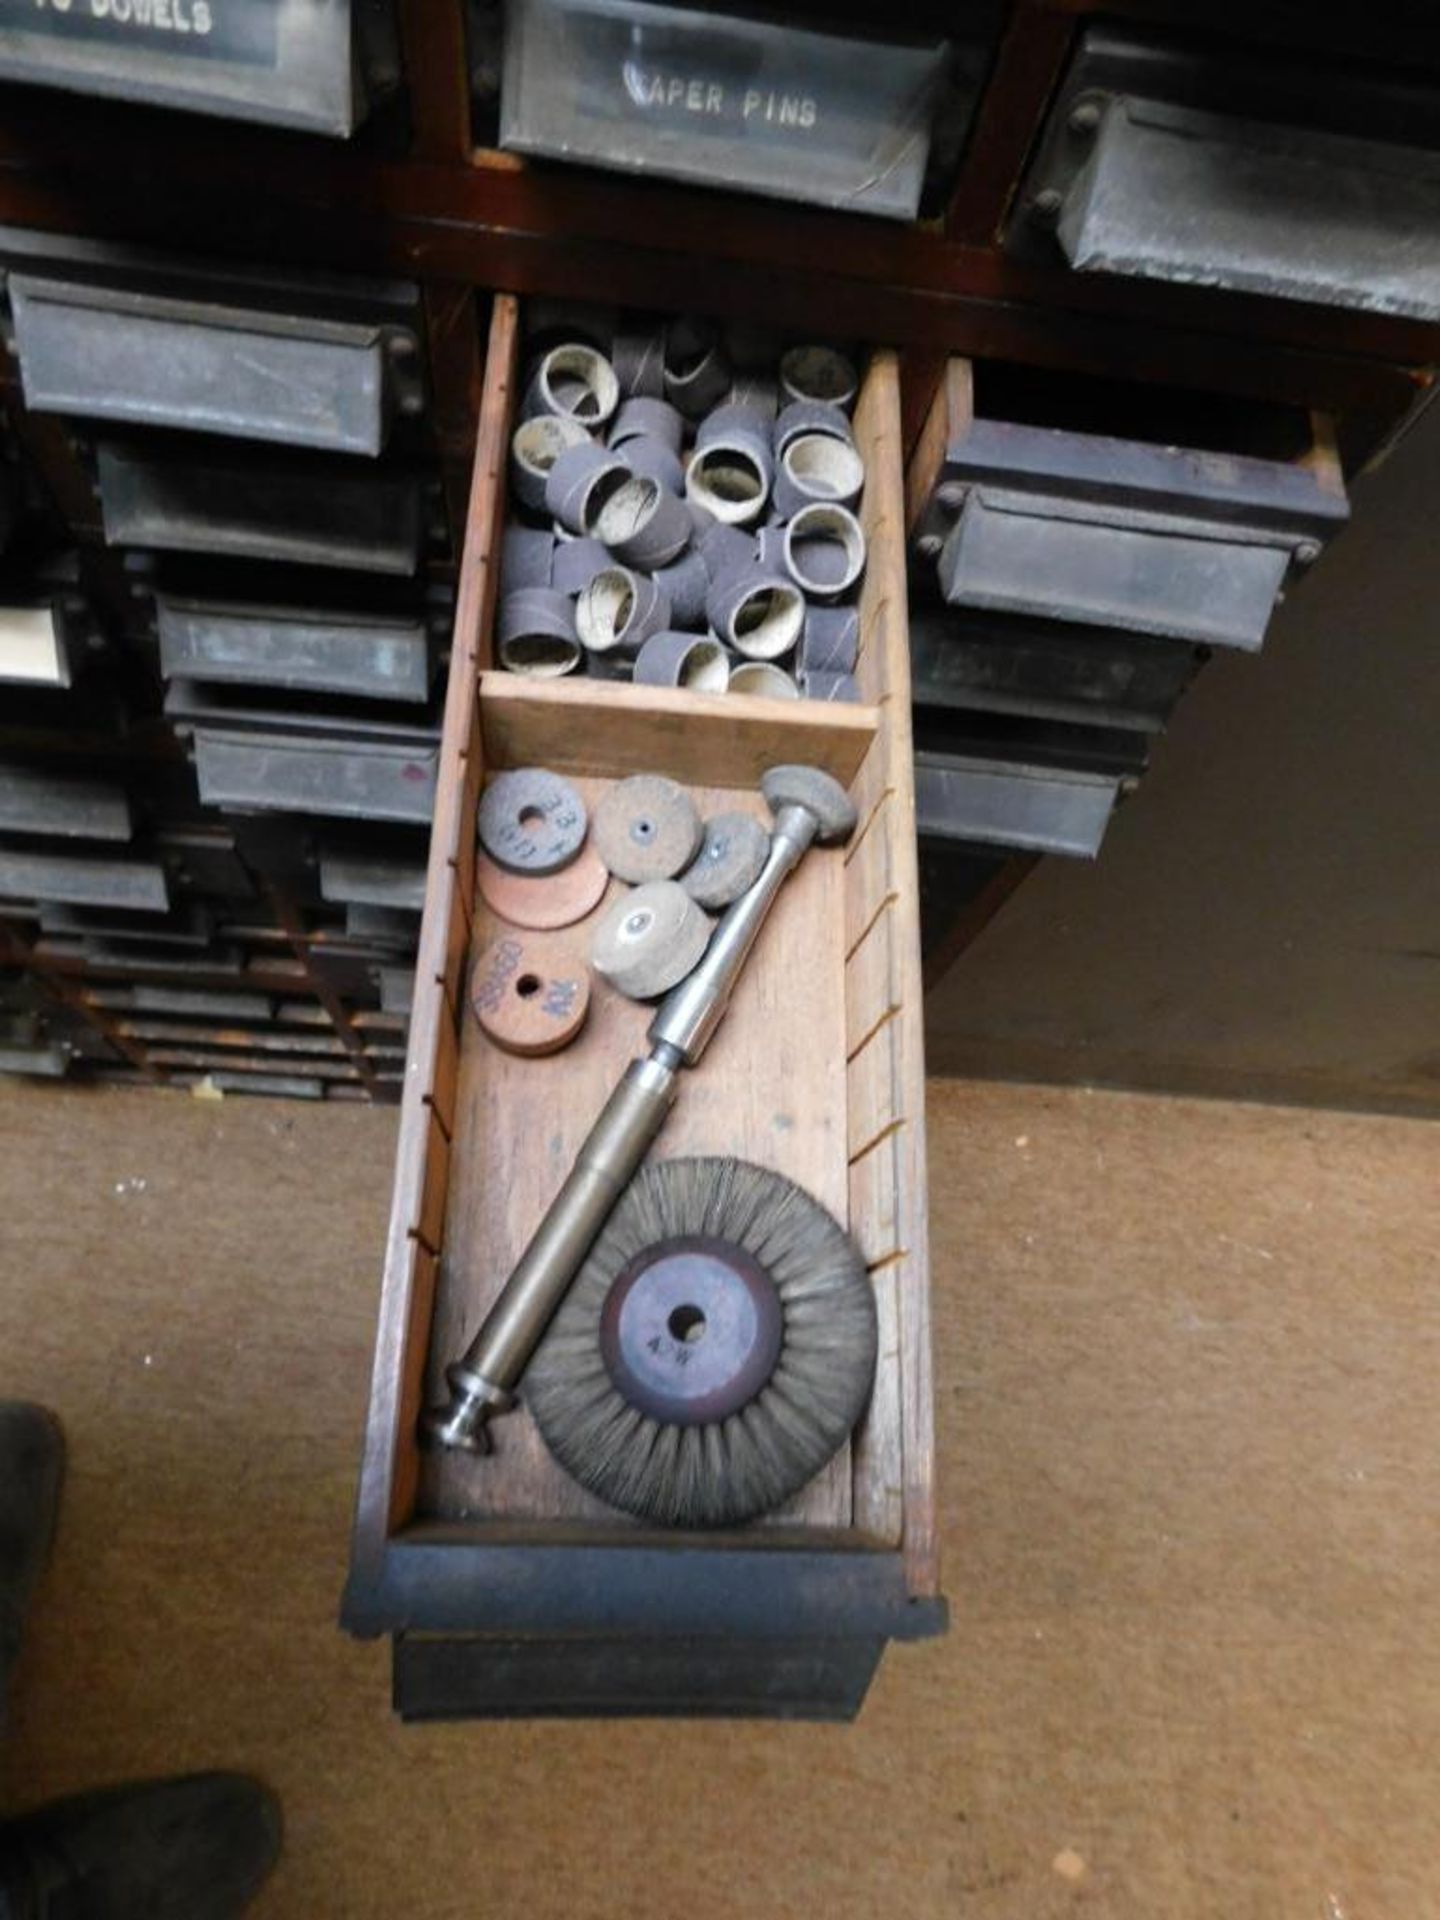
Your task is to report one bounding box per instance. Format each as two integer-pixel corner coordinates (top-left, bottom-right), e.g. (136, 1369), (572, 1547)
(525, 1156), (878, 1528)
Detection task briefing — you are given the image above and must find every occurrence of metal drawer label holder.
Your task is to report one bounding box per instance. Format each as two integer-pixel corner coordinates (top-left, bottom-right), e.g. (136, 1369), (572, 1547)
(501, 0), (950, 221)
(9, 275), (422, 456)
(915, 417), (1348, 654)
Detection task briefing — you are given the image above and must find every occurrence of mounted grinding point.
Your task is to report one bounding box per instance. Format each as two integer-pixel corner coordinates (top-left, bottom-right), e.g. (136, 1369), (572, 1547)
(592, 774), (702, 884)
(525, 1157), (879, 1528)
(471, 932), (591, 1056)
(680, 810), (769, 910)
(478, 768), (588, 876)
(476, 844), (611, 932)
(591, 880), (710, 1000)
(761, 763), (859, 841)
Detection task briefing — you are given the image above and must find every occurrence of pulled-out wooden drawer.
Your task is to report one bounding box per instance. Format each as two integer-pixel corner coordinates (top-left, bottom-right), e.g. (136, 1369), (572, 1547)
(343, 296), (941, 1720)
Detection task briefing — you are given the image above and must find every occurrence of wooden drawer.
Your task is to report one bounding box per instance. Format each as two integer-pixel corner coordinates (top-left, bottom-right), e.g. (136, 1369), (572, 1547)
(342, 296), (941, 1719)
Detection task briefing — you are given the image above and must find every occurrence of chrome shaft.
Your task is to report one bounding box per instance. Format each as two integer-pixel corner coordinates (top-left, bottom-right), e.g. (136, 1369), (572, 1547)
(425, 795), (830, 1456)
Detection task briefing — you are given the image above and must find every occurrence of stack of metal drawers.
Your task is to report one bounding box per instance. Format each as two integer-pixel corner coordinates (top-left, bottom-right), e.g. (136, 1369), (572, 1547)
(0, 227), (457, 1100)
(907, 361), (1350, 890)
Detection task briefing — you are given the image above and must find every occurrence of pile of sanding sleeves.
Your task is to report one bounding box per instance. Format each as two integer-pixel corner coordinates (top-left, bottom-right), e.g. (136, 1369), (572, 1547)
(498, 312), (866, 701)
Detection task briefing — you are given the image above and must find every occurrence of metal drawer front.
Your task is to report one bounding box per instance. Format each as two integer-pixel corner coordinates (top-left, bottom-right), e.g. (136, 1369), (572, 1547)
(97, 446), (423, 575)
(157, 598), (433, 703)
(11, 277), (410, 455)
(0, 0), (383, 139)
(0, 849), (170, 912)
(1012, 25), (1440, 322)
(914, 752), (1120, 860)
(938, 493), (1290, 652)
(0, 764), (132, 841)
(193, 730), (438, 824)
(1058, 98), (1440, 323)
(500, 0), (951, 222)
(319, 850), (427, 911)
(0, 605), (72, 687)
(909, 609), (1197, 734)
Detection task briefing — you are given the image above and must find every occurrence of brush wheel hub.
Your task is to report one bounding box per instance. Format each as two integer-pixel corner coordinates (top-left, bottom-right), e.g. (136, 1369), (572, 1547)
(599, 1234), (783, 1426)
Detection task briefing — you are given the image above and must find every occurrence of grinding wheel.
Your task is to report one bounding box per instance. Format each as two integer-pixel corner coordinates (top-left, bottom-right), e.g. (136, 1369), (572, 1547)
(526, 1157), (879, 1528)
(470, 932), (590, 1056)
(478, 768), (588, 876)
(590, 880), (710, 999)
(592, 775), (702, 884)
(476, 843), (611, 931)
(680, 810), (769, 909)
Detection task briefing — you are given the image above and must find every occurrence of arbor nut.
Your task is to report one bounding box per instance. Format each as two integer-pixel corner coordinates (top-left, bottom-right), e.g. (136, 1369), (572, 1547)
(591, 880), (712, 1000)
(471, 932), (591, 1057)
(592, 774), (703, 884)
(705, 564), (805, 662)
(510, 414), (590, 513)
(780, 344), (858, 412)
(772, 433), (865, 520)
(593, 475), (692, 569)
(496, 588), (581, 677)
(525, 342), (620, 428)
(784, 502), (867, 601)
(544, 441), (632, 536)
(633, 631), (730, 693)
(478, 767), (589, 876)
(575, 566), (671, 656)
(681, 809), (770, 909)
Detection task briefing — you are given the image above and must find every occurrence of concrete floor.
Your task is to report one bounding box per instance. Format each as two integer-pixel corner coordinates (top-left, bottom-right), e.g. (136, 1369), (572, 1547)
(1, 1076), (1436, 1917)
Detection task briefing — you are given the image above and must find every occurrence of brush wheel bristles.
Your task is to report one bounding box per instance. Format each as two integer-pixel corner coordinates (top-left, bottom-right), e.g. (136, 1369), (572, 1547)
(526, 1156), (878, 1528)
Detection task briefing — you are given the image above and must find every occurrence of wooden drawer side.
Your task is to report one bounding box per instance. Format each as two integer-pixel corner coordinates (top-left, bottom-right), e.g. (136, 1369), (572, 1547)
(848, 351), (938, 1596)
(351, 297), (518, 1569)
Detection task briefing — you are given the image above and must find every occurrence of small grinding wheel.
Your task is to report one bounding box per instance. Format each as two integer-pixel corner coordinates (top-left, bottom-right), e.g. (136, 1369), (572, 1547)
(591, 880), (710, 1000)
(681, 810), (769, 910)
(592, 774), (702, 884)
(761, 764), (858, 844)
(526, 1157), (879, 1528)
(478, 768), (588, 875)
(470, 933), (590, 1056)
(476, 844), (611, 931)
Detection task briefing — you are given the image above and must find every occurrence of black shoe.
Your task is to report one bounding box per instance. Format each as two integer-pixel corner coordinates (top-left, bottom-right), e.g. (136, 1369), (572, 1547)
(0, 1772), (282, 1919)
(0, 1405), (63, 1713)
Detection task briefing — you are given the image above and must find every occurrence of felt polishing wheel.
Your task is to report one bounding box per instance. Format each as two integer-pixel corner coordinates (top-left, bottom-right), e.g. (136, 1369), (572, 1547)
(680, 810), (769, 910)
(590, 880), (710, 999)
(470, 932), (590, 1056)
(475, 844), (610, 931)
(526, 1156), (879, 1528)
(478, 768), (588, 875)
(592, 775), (702, 883)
